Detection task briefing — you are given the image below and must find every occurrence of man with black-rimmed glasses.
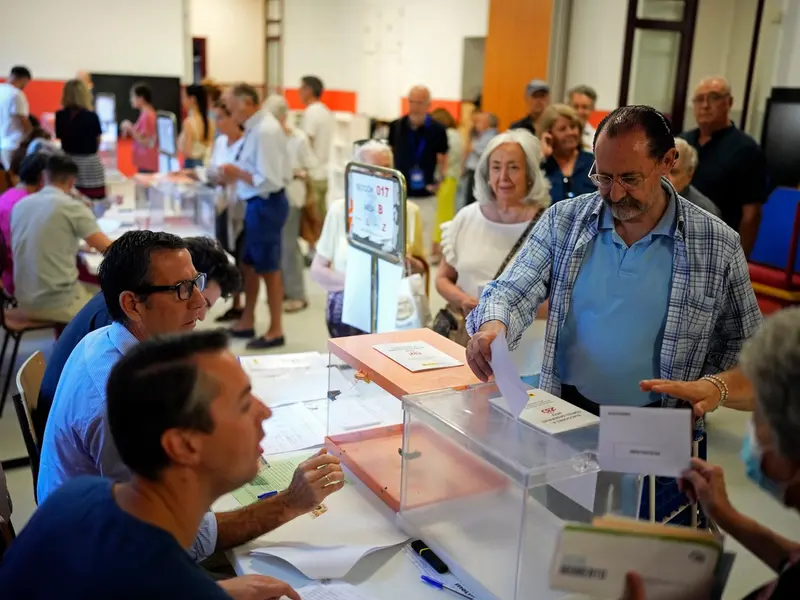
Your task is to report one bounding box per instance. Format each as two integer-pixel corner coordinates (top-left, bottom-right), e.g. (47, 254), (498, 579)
(37, 231), (343, 598)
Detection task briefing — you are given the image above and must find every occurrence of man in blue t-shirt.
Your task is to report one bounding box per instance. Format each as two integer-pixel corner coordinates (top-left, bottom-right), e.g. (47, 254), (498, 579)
(0, 330), (343, 598)
(34, 236), (242, 442)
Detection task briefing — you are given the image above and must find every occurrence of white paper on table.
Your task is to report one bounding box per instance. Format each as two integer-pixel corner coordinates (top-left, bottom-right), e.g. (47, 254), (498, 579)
(342, 246), (373, 333)
(240, 352), (327, 372)
(402, 543), (475, 598)
(249, 366), (352, 408)
(251, 475), (409, 574)
(598, 406), (693, 478)
(376, 258), (403, 333)
(372, 341), (462, 372)
(261, 403), (327, 455)
(488, 331), (529, 418)
(492, 389), (599, 435)
(253, 542), (402, 580)
(297, 580), (373, 600)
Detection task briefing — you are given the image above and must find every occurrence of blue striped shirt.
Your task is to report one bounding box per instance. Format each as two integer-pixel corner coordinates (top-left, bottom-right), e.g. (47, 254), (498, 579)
(467, 180), (763, 407)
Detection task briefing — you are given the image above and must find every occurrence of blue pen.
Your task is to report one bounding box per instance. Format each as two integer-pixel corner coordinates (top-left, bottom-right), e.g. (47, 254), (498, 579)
(258, 491), (278, 500)
(420, 576), (471, 599)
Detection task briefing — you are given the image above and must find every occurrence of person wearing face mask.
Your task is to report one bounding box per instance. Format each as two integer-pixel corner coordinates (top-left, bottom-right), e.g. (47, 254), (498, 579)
(466, 105), (762, 522)
(537, 104), (594, 204)
(627, 308), (800, 600)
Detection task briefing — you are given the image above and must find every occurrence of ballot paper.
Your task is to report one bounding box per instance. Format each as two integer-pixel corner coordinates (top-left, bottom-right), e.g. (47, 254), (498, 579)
(251, 476), (409, 578)
(598, 406), (692, 478)
(376, 259), (404, 333)
(240, 352), (327, 372)
(248, 366), (352, 408)
(297, 581), (373, 600)
(261, 403), (327, 455)
(342, 246), (374, 332)
(488, 331), (529, 418)
(373, 341), (462, 372)
(231, 454), (308, 506)
(491, 389), (599, 435)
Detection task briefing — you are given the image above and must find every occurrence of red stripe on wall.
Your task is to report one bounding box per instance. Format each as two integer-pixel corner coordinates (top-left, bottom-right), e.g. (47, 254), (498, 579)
(284, 88), (357, 113)
(0, 79), (64, 118)
(589, 109), (611, 128)
(400, 98), (463, 123)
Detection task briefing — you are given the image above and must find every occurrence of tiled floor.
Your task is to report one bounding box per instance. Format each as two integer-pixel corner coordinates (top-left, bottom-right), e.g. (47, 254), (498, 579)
(0, 191), (797, 597)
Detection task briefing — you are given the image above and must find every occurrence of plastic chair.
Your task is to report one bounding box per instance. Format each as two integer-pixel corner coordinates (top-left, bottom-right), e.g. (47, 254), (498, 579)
(9, 351), (45, 502)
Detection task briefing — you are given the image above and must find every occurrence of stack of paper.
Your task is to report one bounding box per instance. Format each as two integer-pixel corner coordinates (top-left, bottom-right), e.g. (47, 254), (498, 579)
(261, 403), (327, 455)
(550, 516), (722, 600)
(373, 341), (463, 372)
(297, 581), (373, 600)
(251, 478), (408, 578)
(491, 389), (599, 435)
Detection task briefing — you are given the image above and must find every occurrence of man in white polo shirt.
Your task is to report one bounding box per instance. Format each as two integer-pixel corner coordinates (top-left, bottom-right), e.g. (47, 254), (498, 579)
(299, 75), (333, 221)
(0, 66), (33, 170)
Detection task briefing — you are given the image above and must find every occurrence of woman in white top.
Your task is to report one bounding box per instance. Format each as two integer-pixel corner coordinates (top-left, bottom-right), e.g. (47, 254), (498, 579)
(180, 84), (214, 168)
(437, 129), (550, 385)
(311, 141), (427, 337)
(202, 101), (245, 322)
(265, 94), (317, 313)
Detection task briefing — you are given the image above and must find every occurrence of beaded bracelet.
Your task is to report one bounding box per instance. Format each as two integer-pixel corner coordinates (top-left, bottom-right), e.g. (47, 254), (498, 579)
(701, 374), (728, 412)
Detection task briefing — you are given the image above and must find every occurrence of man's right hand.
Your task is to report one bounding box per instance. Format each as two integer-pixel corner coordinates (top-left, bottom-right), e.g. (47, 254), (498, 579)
(283, 449), (344, 515)
(466, 322), (506, 382)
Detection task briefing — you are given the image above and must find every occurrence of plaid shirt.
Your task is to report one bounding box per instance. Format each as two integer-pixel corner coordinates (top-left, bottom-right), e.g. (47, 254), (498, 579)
(467, 182), (763, 407)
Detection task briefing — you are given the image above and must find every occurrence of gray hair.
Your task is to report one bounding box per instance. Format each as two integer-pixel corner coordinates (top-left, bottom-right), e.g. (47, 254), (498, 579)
(567, 84), (598, 104)
(264, 94), (289, 121)
(740, 307), (800, 462)
(473, 129), (551, 208)
(231, 83), (260, 105)
(674, 137), (698, 171)
(354, 140), (394, 167)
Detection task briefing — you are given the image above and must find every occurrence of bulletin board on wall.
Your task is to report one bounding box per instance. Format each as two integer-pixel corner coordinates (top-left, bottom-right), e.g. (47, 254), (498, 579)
(91, 73), (182, 132)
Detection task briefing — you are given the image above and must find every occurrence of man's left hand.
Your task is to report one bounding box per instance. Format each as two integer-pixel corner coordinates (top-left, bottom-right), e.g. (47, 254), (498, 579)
(284, 449), (344, 514)
(218, 575), (301, 600)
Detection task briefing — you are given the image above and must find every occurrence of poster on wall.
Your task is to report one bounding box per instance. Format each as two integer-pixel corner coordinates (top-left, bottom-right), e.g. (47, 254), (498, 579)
(345, 162), (406, 264)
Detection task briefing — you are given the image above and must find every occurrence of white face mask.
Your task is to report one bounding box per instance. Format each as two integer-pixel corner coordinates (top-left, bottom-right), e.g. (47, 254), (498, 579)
(741, 420), (786, 502)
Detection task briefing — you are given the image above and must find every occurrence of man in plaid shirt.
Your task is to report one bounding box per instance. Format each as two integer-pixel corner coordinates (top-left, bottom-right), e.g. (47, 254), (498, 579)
(466, 105), (762, 521)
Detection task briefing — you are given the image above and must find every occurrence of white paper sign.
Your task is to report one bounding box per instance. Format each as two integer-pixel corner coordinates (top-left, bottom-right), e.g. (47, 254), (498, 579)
(348, 170), (397, 250)
(373, 341), (462, 372)
(341, 246), (373, 333)
(598, 406), (692, 478)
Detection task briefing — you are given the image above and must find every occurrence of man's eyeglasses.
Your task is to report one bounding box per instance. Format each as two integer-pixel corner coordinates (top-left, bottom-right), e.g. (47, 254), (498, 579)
(135, 273), (207, 301)
(692, 92), (730, 105)
(588, 162), (657, 191)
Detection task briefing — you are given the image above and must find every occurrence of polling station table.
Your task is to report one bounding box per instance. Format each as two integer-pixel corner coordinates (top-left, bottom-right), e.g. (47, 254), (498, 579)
(212, 331), (616, 600)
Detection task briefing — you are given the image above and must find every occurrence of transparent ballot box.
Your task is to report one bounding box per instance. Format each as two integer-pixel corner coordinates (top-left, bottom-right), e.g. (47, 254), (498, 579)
(397, 383), (628, 600)
(324, 329), (480, 511)
(132, 174), (216, 235)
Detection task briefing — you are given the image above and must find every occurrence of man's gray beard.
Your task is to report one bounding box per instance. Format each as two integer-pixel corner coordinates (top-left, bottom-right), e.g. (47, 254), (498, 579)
(605, 196), (647, 222)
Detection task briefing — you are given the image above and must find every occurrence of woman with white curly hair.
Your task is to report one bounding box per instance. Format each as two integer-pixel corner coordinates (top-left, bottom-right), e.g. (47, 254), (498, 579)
(435, 129), (550, 384)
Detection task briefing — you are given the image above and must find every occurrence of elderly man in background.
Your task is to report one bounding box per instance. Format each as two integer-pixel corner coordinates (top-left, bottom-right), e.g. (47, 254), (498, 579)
(669, 137), (721, 217)
(680, 76), (768, 256)
(36, 232), (343, 598)
(466, 105), (762, 520)
(510, 79), (551, 135)
(629, 308), (800, 599)
(1, 330), (311, 599)
(388, 85), (449, 255)
(220, 83), (291, 349)
(567, 84), (598, 151)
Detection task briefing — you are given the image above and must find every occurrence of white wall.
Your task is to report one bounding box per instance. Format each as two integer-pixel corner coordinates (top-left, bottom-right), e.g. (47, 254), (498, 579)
(190, 0), (265, 84)
(0, 0), (186, 79)
(564, 0), (628, 111)
(283, 0), (489, 119)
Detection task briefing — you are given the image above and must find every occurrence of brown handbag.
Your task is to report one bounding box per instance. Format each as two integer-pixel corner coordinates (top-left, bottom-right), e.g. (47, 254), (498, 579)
(299, 179), (323, 244)
(431, 210), (542, 345)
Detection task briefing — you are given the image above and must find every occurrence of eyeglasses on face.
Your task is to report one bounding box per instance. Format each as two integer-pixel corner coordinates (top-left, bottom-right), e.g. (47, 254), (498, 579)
(135, 272), (207, 301)
(588, 161), (658, 191)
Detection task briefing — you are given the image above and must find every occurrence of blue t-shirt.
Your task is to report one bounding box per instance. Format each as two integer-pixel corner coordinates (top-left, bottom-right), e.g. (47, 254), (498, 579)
(0, 477), (230, 600)
(35, 292), (111, 440)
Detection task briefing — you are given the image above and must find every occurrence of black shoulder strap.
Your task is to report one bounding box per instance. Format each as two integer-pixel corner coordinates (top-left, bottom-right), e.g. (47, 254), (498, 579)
(493, 209), (543, 280)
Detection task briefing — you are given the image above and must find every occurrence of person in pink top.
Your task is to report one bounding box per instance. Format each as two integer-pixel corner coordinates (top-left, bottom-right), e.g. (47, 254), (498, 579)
(0, 152), (46, 294)
(121, 83), (158, 173)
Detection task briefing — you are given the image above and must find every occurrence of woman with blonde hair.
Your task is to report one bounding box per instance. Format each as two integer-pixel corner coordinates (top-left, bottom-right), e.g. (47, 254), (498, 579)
(55, 79), (106, 201)
(435, 129), (550, 384)
(536, 103), (594, 204)
(430, 107), (462, 263)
